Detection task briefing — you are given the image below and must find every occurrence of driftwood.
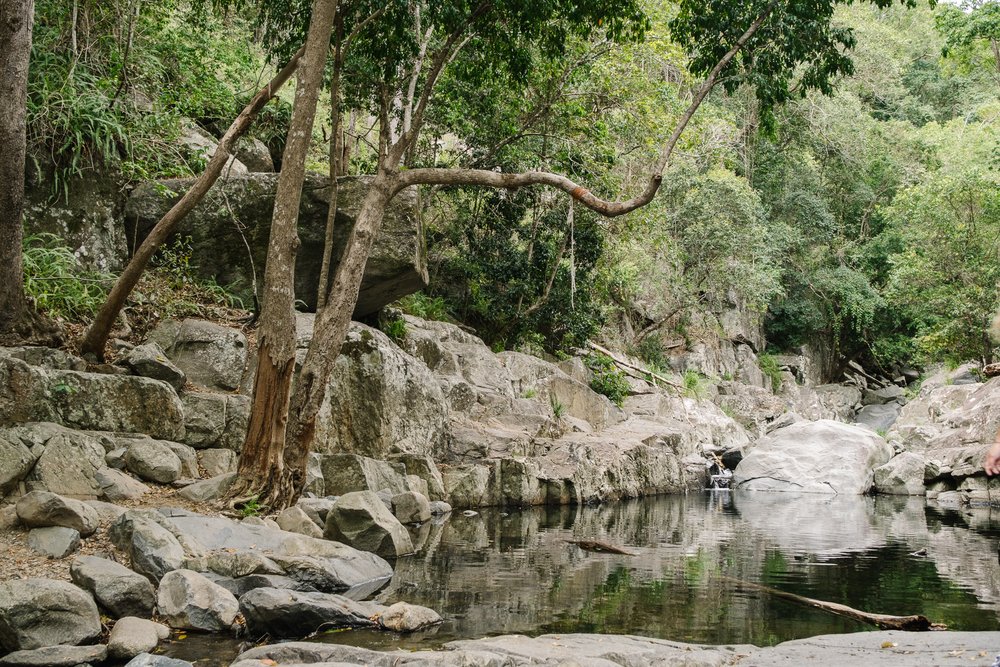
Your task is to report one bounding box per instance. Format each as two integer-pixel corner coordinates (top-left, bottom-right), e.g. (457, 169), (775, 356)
(983, 363), (1000, 378)
(566, 539), (637, 556)
(586, 341), (682, 391)
(724, 576), (941, 631)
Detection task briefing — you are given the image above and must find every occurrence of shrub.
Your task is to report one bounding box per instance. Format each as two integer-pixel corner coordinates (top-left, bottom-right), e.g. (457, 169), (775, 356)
(585, 353), (631, 406)
(22, 233), (112, 321)
(757, 353), (783, 393)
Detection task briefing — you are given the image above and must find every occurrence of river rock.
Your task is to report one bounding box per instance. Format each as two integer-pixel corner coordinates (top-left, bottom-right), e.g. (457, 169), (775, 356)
(375, 601), (442, 632)
(0, 356), (184, 440)
(0, 433), (35, 496)
(109, 511), (187, 582)
(0, 644), (107, 667)
(180, 392), (249, 451)
(239, 588), (380, 638)
(147, 319), (248, 391)
(873, 452), (927, 496)
(157, 569), (240, 632)
(15, 490), (99, 536)
(107, 617), (170, 660)
(96, 467), (151, 501)
(122, 342), (187, 391)
(391, 491), (431, 524)
(125, 653), (195, 666)
(275, 506), (324, 539)
(27, 526), (80, 558)
(126, 174), (426, 313)
(295, 497), (335, 527)
(124, 439), (182, 483)
(70, 555), (157, 618)
(325, 490), (414, 557)
(197, 448), (237, 477)
(2, 422), (107, 497)
(320, 453), (416, 497)
(854, 403), (900, 433)
(314, 323), (448, 460)
(0, 578), (101, 651)
(733, 419), (893, 494)
(177, 472), (236, 502)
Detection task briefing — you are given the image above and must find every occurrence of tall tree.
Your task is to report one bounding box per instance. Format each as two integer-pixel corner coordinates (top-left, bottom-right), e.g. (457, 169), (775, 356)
(0, 0), (50, 344)
(230, 0), (917, 509)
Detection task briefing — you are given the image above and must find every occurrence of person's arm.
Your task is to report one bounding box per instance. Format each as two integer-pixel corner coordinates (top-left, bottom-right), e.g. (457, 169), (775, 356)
(985, 428), (1000, 476)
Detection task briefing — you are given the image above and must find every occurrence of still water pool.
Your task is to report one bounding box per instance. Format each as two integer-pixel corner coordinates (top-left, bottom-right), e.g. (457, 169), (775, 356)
(164, 492), (1000, 664)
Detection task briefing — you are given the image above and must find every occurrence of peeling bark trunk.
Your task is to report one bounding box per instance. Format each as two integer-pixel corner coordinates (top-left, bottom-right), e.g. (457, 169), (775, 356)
(0, 0), (32, 340)
(231, 0), (338, 507)
(80, 46), (304, 359)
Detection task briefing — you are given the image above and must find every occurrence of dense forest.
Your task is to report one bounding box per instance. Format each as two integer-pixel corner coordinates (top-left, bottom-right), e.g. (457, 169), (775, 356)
(1, 0), (997, 502)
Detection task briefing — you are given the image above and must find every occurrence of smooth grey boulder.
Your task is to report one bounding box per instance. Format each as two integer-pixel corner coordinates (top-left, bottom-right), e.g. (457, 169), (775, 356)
(391, 491), (431, 524)
(873, 452), (927, 496)
(0, 434), (35, 496)
(0, 579), (101, 651)
(197, 448), (237, 477)
(177, 472), (235, 502)
(147, 319), (248, 391)
(428, 500), (452, 515)
(125, 653), (194, 667)
(159, 512), (393, 592)
(0, 357), (184, 441)
(70, 555), (157, 618)
(0, 644), (107, 667)
(235, 137), (274, 172)
(126, 174), (425, 314)
(324, 490), (414, 557)
(107, 617), (170, 660)
(15, 491), (99, 536)
(733, 420), (893, 494)
(375, 601), (442, 632)
(296, 497), (336, 528)
(124, 439), (183, 483)
(26, 526), (80, 558)
(275, 506), (324, 539)
(3, 423), (107, 498)
(862, 384), (905, 405)
(163, 440), (199, 479)
(855, 403), (901, 433)
(156, 569), (240, 633)
(96, 467), (150, 501)
(320, 453), (412, 497)
(109, 512), (187, 582)
(180, 392), (249, 451)
(239, 587), (379, 638)
(122, 342), (186, 391)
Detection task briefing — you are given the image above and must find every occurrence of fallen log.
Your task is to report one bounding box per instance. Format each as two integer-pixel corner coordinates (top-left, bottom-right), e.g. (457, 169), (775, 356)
(724, 576), (942, 631)
(585, 341), (683, 392)
(566, 539), (637, 556)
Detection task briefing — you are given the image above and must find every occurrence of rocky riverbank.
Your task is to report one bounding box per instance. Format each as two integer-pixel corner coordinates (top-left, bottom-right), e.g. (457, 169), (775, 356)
(2, 312), (1000, 664)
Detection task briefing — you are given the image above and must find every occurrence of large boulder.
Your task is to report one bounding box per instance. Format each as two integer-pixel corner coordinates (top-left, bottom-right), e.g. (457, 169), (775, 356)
(324, 491), (414, 557)
(15, 491), (100, 536)
(314, 324), (448, 459)
(320, 453), (411, 497)
(26, 527), (80, 558)
(0, 357), (184, 440)
(147, 319), (247, 391)
(0, 579), (101, 651)
(13, 423), (108, 498)
(733, 420), (893, 494)
(125, 174), (426, 313)
(180, 392), (249, 451)
(0, 645), (107, 667)
(123, 440), (183, 483)
(107, 617), (170, 661)
(156, 569), (240, 633)
(873, 452), (927, 496)
(889, 383), (977, 449)
(109, 512), (187, 582)
(0, 433), (35, 496)
(121, 343), (186, 392)
(70, 556), (157, 618)
(239, 588), (378, 638)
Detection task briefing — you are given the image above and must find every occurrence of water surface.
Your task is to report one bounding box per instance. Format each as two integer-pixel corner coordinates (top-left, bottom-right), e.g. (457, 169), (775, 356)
(164, 492), (1000, 663)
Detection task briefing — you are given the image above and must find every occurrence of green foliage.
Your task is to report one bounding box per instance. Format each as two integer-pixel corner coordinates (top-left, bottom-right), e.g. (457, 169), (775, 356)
(550, 395), (566, 419)
(379, 316), (408, 344)
(682, 370), (704, 399)
(22, 233), (111, 321)
(586, 353), (631, 406)
(239, 496), (262, 518)
(757, 354), (783, 394)
(396, 293), (453, 322)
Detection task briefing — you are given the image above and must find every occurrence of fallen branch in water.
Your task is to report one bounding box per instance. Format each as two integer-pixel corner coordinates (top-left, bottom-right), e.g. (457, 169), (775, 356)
(566, 539), (637, 556)
(723, 576), (943, 631)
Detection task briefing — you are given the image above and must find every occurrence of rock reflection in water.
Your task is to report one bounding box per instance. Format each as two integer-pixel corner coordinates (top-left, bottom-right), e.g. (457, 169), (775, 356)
(343, 492), (1000, 650)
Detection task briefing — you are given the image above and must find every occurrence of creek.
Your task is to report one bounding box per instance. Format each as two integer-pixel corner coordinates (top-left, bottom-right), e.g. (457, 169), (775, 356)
(164, 492), (1000, 664)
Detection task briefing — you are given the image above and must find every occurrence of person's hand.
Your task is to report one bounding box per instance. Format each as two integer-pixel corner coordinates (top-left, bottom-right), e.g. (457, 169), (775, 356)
(985, 440), (1000, 476)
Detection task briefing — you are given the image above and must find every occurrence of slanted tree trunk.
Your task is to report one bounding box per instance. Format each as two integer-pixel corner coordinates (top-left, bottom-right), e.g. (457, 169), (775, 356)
(230, 0), (339, 507)
(315, 16), (345, 312)
(80, 47), (304, 360)
(0, 0), (54, 345)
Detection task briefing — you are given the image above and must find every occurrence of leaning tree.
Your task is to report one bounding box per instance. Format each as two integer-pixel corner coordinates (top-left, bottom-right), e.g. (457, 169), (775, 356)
(219, 0), (918, 509)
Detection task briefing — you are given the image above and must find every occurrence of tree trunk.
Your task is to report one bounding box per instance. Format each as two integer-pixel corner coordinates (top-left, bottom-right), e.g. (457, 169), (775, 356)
(231, 0), (338, 507)
(280, 175), (396, 502)
(315, 17), (344, 312)
(80, 47), (304, 360)
(0, 0), (52, 345)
